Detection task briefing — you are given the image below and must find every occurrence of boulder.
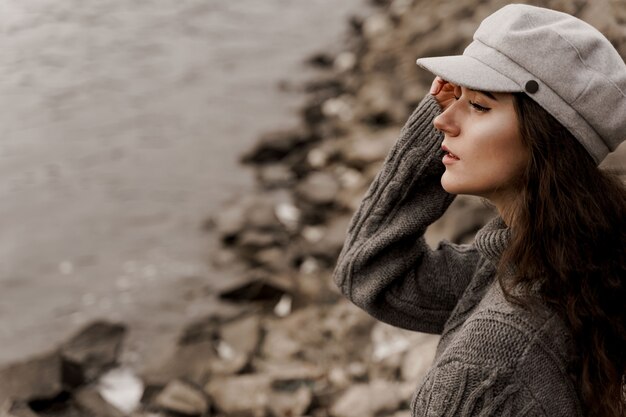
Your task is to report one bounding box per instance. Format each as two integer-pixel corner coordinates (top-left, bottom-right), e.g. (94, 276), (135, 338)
(74, 385), (126, 417)
(240, 128), (316, 165)
(294, 171), (341, 206)
(329, 380), (406, 417)
(0, 350), (63, 404)
(154, 379), (209, 416)
(205, 374), (273, 417)
(60, 321), (126, 387)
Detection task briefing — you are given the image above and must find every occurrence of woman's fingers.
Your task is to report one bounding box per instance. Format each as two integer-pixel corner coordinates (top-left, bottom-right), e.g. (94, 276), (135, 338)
(429, 76), (447, 95)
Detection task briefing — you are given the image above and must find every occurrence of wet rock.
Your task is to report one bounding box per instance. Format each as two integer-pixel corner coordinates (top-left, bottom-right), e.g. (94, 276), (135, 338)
(74, 385), (126, 417)
(205, 374), (272, 417)
(294, 171), (341, 206)
(220, 315), (261, 357)
(141, 341), (216, 386)
(0, 350), (62, 404)
(268, 386), (313, 417)
(218, 273), (293, 304)
(253, 247), (291, 271)
(425, 195), (496, 247)
(329, 380), (406, 417)
(302, 214), (353, 262)
(97, 367), (144, 415)
(337, 127), (398, 169)
(154, 379), (209, 416)
(260, 324), (302, 361)
(400, 335), (439, 383)
(0, 400), (39, 417)
(60, 321), (126, 387)
(211, 201), (247, 243)
(253, 358), (325, 382)
(238, 229), (281, 251)
(240, 128), (316, 165)
(256, 164), (296, 188)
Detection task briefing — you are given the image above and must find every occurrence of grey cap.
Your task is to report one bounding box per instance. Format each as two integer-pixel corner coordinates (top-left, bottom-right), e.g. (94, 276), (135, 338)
(415, 4), (626, 164)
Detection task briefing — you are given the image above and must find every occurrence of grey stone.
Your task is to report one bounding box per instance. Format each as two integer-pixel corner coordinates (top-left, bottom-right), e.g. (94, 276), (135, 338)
(60, 321), (126, 386)
(256, 164), (295, 188)
(141, 341), (215, 386)
(330, 380), (406, 417)
(240, 128), (315, 165)
(400, 336), (439, 384)
(294, 171), (341, 205)
(268, 386), (312, 417)
(0, 400), (39, 417)
(74, 386), (126, 417)
(218, 273), (292, 304)
(220, 315), (261, 357)
(338, 127), (397, 169)
(205, 374), (272, 417)
(0, 350), (62, 404)
(155, 379), (209, 416)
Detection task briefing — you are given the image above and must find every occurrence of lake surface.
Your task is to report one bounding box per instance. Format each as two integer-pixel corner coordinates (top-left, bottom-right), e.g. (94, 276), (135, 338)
(0, 0), (369, 367)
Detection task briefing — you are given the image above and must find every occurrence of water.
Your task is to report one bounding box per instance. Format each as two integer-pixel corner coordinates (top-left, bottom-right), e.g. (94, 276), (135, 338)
(0, 0), (369, 367)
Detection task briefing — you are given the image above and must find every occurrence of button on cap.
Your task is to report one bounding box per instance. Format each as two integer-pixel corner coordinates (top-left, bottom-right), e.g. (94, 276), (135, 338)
(525, 80), (539, 94)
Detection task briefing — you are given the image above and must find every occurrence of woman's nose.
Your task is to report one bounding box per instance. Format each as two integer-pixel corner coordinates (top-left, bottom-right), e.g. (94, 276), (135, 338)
(433, 107), (460, 137)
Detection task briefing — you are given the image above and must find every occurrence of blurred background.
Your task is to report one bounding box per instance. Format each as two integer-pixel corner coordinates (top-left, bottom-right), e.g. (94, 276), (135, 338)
(0, 0), (624, 416)
(0, 0), (368, 366)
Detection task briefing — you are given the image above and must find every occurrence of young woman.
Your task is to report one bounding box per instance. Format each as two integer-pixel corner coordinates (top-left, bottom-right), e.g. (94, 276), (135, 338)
(333, 4), (625, 417)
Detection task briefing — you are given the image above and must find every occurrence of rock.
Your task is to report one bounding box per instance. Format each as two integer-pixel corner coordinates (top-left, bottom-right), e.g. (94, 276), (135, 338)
(218, 273), (293, 304)
(74, 385), (126, 417)
(400, 335), (439, 384)
(154, 380), (209, 416)
(260, 325), (302, 361)
(252, 358), (325, 382)
(60, 321), (126, 387)
(141, 340), (216, 386)
(329, 380), (406, 417)
(220, 315), (262, 357)
(240, 128), (316, 165)
(0, 350), (62, 404)
(256, 164), (296, 188)
(294, 171), (341, 206)
(338, 127), (397, 169)
(238, 229), (281, 251)
(0, 400), (38, 417)
(205, 374), (273, 417)
(96, 367), (144, 415)
(211, 200), (247, 242)
(425, 195), (495, 247)
(302, 214), (353, 262)
(268, 386), (313, 417)
(210, 341), (249, 376)
(253, 247), (291, 271)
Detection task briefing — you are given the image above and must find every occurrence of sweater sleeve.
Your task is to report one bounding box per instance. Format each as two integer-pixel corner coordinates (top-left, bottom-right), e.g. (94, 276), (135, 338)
(333, 93), (480, 334)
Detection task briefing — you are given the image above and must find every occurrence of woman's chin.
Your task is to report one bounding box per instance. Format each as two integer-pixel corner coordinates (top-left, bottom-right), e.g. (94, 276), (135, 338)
(440, 175), (461, 195)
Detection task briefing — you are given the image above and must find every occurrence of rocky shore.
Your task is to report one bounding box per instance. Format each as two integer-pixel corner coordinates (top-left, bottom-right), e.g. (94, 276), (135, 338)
(2, 0), (625, 416)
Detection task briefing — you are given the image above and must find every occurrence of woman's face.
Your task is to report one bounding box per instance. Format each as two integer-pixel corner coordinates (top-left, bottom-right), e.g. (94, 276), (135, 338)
(433, 85), (529, 203)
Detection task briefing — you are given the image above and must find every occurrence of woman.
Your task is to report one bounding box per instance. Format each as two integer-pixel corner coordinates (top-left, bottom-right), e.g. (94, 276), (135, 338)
(333, 4), (625, 417)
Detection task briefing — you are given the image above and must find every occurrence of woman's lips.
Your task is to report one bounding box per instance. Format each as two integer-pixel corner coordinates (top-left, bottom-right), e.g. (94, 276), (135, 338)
(441, 145), (460, 164)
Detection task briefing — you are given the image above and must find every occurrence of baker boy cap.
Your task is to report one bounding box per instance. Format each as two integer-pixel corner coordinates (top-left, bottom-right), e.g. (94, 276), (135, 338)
(416, 3), (626, 164)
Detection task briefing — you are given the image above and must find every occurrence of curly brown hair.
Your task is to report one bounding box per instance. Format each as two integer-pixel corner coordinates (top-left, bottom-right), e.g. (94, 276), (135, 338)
(497, 92), (626, 417)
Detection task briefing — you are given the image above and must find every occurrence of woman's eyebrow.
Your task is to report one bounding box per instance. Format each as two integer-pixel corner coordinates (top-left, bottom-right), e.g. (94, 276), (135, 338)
(476, 90), (498, 101)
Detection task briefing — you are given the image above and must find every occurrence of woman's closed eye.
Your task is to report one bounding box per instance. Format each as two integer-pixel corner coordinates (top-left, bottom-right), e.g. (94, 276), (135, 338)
(453, 94), (491, 113)
(469, 100), (490, 112)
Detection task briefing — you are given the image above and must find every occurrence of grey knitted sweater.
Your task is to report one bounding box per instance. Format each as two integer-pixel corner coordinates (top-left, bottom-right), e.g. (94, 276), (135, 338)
(333, 94), (585, 416)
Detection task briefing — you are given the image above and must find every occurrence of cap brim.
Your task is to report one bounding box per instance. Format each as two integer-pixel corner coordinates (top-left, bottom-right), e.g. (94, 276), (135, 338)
(416, 55), (522, 93)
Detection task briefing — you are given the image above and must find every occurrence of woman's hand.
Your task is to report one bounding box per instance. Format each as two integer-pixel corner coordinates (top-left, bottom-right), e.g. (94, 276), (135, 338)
(429, 76), (458, 111)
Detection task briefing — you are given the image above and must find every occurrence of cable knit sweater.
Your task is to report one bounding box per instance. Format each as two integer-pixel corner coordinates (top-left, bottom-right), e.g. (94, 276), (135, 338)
(333, 94), (585, 416)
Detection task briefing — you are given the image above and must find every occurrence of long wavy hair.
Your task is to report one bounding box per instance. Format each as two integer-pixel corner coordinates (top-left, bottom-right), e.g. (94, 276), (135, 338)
(497, 92), (626, 417)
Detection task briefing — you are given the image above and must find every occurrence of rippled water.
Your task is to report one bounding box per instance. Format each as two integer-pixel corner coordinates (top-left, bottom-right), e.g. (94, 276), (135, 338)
(0, 0), (368, 366)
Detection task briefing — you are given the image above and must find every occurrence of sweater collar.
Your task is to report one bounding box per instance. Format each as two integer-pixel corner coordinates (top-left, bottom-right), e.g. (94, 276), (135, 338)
(474, 216), (511, 264)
